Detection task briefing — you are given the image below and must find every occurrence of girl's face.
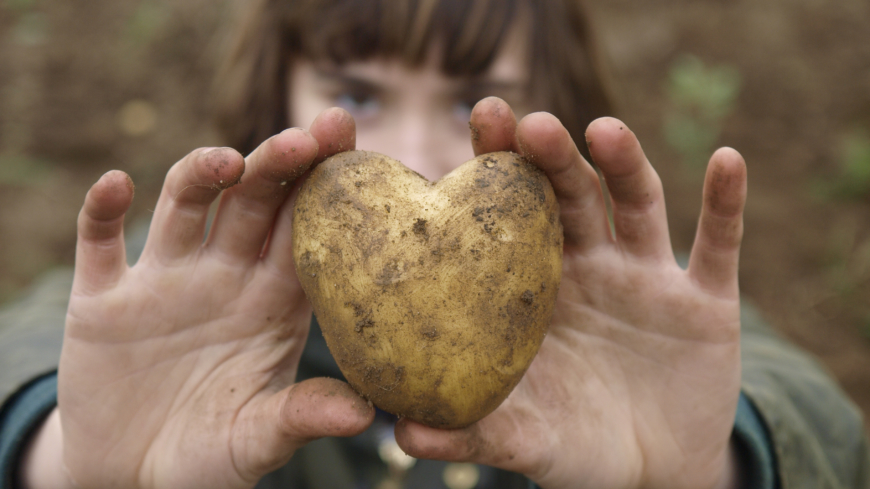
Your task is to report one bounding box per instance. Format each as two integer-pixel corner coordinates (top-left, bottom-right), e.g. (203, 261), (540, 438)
(289, 29), (530, 181)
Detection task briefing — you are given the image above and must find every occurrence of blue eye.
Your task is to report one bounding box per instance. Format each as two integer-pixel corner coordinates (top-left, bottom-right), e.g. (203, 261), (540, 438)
(452, 99), (475, 124)
(335, 92), (380, 120)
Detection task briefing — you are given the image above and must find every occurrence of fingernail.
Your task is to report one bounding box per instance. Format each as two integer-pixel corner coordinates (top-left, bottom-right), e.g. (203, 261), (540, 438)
(125, 173), (135, 195)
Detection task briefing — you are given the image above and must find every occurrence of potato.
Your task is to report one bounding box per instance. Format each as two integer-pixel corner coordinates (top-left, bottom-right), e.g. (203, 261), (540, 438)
(292, 150), (562, 428)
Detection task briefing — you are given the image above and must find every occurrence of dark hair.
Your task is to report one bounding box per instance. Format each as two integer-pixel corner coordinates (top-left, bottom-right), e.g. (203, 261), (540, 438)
(215, 0), (613, 156)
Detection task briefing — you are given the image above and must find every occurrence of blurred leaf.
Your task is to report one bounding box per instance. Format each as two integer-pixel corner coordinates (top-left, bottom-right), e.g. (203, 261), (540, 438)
(840, 130), (870, 186)
(12, 10), (47, 45)
(819, 218), (870, 341)
(4, 0), (37, 11)
(0, 154), (54, 186)
(664, 55), (741, 169)
(663, 113), (721, 168)
(667, 55), (741, 120)
(815, 128), (870, 200)
(124, 0), (168, 46)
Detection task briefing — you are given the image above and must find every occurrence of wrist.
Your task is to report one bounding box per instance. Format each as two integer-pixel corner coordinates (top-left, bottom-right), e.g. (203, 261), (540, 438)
(18, 408), (77, 489)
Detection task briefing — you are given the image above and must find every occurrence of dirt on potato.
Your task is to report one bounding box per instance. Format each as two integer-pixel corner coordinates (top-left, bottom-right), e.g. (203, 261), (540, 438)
(292, 150), (562, 428)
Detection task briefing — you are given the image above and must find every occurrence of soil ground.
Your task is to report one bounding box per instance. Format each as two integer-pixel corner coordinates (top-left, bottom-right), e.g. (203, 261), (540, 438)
(2, 0), (870, 427)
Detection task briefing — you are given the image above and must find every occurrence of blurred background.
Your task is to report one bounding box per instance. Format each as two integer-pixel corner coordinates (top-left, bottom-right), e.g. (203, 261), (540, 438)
(1, 0), (869, 427)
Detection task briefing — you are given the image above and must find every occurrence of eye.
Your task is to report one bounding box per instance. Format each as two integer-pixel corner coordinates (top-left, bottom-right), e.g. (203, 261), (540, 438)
(334, 91), (381, 121)
(452, 97), (478, 124)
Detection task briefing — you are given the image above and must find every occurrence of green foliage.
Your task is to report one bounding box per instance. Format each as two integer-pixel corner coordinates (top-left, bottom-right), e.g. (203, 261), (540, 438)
(664, 55), (741, 169)
(825, 226), (870, 293)
(819, 218), (870, 340)
(861, 315), (870, 340)
(3, 0), (37, 11)
(0, 154), (53, 186)
(4, 0), (47, 46)
(816, 128), (870, 200)
(123, 0), (169, 47)
(12, 11), (47, 45)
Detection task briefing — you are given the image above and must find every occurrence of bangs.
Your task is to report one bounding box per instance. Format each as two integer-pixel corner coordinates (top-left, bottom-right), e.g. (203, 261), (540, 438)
(284, 0), (518, 75)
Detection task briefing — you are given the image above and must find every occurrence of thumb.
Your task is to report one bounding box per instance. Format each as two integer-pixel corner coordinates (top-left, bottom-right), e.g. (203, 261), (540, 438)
(231, 377), (375, 482)
(394, 411), (544, 481)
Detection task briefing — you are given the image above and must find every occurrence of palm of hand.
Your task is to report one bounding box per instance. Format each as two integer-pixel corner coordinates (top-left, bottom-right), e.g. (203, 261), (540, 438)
(508, 253), (741, 488)
(63, 255), (309, 487)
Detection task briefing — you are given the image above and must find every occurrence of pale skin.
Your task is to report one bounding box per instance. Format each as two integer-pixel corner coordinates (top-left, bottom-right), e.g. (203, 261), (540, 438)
(20, 44), (746, 489)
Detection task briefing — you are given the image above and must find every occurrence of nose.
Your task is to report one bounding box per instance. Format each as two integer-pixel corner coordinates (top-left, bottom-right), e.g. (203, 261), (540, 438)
(393, 108), (444, 182)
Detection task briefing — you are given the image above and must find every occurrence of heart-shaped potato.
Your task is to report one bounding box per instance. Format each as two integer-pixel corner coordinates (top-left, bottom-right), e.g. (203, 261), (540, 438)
(292, 150), (562, 428)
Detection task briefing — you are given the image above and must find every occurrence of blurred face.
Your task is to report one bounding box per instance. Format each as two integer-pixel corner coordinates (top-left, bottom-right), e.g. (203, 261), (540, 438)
(289, 28), (530, 181)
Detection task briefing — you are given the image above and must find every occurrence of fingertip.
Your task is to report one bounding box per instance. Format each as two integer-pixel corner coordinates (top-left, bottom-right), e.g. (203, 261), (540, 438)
(471, 96), (510, 120)
(394, 418), (475, 462)
(84, 170), (135, 222)
(393, 418), (430, 458)
(309, 107), (356, 162)
(314, 106), (354, 127)
(397, 415), (530, 476)
(584, 117), (640, 175)
(469, 97), (518, 155)
(585, 116), (631, 139)
(281, 378), (374, 440)
(705, 147), (748, 217)
(198, 147), (246, 189)
(710, 147), (747, 176)
(258, 128), (320, 182)
(517, 112), (564, 146)
(515, 112), (576, 165)
(393, 418), (417, 449)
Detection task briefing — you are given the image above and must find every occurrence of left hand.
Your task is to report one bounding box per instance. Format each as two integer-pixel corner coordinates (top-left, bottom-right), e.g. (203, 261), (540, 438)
(394, 97), (746, 489)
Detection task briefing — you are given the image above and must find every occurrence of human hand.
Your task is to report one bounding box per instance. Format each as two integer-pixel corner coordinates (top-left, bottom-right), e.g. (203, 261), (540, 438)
(50, 109), (373, 489)
(394, 98), (746, 489)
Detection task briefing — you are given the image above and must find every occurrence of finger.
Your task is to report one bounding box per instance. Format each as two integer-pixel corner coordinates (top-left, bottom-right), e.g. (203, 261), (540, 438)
(261, 107), (356, 274)
(514, 112), (612, 250)
(394, 413), (543, 480)
(688, 148), (747, 296)
(144, 147), (245, 262)
(586, 117), (672, 259)
(206, 128), (319, 261)
(74, 170), (135, 294)
(468, 96), (519, 156)
(308, 107), (356, 163)
(233, 378), (374, 481)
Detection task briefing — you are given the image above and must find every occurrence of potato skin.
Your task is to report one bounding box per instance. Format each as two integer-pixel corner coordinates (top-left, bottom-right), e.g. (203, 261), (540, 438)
(292, 150), (562, 429)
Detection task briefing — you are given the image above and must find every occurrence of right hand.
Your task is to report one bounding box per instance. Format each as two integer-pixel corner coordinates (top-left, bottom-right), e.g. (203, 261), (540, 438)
(53, 108), (373, 488)
(395, 99), (746, 489)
